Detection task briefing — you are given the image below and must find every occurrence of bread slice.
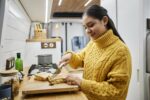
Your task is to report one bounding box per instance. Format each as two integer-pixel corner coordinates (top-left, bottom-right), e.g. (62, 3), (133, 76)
(34, 72), (52, 81)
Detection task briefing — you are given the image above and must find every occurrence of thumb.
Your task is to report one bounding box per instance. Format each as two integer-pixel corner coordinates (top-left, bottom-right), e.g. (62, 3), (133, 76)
(58, 61), (69, 68)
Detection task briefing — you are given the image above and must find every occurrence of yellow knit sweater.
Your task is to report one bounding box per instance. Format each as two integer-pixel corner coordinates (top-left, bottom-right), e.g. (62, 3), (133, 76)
(68, 29), (132, 100)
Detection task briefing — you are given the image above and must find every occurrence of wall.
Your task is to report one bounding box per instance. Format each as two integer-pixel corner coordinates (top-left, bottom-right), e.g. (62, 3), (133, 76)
(146, 0), (150, 18)
(67, 23), (88, 51)
(101, 0), (117, 27)
(0, 0), (31, 69)
(25, 41), (62, 66)
(51, 22), (89, 53)
(51, 22), (66, 53)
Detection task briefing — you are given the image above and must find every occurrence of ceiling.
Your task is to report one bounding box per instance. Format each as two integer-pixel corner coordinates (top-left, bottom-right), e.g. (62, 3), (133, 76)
(19, 0), (53, 22)
(19, 0), (100, 22)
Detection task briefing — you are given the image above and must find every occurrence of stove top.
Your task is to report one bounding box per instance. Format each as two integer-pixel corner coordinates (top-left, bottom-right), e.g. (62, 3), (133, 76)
(28, 63), (58, 76)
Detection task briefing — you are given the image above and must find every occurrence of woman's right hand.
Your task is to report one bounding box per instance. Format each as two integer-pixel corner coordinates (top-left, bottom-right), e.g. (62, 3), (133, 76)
(58, 53), (72, 68)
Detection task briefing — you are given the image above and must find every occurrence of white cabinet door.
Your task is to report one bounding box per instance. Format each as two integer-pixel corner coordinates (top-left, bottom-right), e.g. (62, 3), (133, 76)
(102, 0), (142, 100)
(117, 0), (141, 100)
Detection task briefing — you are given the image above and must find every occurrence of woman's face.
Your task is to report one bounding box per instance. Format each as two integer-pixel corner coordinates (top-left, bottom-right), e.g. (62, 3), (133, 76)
(82, 15), (108, 40)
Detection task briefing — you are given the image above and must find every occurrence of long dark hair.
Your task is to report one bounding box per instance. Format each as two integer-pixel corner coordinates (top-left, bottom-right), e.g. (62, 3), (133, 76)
(84, 5), (124, 43)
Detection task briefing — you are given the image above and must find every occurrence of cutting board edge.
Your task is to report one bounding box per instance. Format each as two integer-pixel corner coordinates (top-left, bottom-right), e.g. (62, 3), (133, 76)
(22, 86), (79, 95)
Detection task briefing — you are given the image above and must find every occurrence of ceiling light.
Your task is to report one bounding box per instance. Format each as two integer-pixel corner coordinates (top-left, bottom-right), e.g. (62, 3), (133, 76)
(58, 0), (63, 6)
(55, 23), (59, 29)
(45, 0), (49, 23)
(84, 0), (92, 7)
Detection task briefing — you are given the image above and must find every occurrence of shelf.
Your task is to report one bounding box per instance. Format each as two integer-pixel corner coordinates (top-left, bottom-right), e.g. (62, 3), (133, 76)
(26, 38), (61, 42)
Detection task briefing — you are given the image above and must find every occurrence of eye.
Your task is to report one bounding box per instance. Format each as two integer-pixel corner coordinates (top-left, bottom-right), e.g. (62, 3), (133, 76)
(88, 23), (94, 28)
(83, 26), (87, 30)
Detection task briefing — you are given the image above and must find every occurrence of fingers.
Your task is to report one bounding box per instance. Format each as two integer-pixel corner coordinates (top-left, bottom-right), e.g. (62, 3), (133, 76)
(58, 60), (69, 68)
(59, 53), (72, 65)
(67, 81), (77, 85)
(58, 59), (67, 66)
(65, 75), (78, 85)
(66, 79), (77, 85)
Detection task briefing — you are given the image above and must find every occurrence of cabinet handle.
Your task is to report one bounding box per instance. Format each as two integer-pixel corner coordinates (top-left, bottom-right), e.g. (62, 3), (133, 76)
(137, 69), (140, 83)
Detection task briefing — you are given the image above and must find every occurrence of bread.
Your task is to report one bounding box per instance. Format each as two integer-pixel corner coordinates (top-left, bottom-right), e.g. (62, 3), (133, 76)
(48, 76), (66, 85)
(34, 72), (52, 81)
(34, 72), (67, 85)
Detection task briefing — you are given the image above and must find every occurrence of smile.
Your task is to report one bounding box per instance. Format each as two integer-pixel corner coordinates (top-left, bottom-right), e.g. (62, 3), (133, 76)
(91, 33), (95, 37)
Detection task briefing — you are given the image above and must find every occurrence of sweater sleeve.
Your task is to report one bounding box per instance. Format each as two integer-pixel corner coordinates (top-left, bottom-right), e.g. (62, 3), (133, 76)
(81, 51), (132, 97)
(67, 41), (92, 69)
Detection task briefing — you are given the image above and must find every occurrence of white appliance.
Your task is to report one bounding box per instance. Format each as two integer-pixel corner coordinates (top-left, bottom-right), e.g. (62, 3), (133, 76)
(146, 18), (150, 100)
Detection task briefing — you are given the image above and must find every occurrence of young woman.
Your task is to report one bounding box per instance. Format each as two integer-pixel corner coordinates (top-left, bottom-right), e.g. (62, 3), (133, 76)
(59, 5), (132, 100)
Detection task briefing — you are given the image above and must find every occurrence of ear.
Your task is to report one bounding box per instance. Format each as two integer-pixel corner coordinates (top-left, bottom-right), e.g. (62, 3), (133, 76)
(102, 16), (108, 26)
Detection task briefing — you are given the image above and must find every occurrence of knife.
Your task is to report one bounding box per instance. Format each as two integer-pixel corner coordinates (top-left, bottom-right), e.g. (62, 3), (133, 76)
(51, 62), (66, 78)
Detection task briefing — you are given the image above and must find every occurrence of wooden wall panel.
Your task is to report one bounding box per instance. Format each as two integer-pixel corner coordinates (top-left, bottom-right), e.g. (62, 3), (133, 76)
(51, 0), (100, 18)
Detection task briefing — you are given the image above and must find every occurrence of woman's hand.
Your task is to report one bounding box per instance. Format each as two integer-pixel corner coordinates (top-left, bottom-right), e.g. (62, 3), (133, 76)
(65, 74), (82, 86)
(58, 53), (72, 68)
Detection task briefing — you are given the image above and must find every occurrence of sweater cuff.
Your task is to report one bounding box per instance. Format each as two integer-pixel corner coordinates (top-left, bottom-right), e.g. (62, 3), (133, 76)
(64, 51), (77, 69)
(80, 79), (91, 92)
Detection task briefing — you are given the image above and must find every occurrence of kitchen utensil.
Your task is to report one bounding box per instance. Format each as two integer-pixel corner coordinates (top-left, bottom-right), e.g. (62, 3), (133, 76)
(51, 62), (66, 79)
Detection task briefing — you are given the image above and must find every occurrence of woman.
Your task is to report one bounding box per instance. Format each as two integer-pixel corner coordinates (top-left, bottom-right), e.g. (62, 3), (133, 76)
(59, 5), (132, 100)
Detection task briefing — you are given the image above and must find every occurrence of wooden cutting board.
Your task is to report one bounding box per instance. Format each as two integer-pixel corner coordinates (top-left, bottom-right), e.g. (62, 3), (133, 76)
(22, 75), (79, 95)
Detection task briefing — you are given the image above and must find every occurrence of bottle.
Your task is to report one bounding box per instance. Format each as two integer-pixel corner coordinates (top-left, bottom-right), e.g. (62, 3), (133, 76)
(15, 53), (23, 71)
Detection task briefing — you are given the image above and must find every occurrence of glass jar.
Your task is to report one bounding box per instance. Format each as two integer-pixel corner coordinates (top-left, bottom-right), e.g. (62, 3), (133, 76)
(0, 70), (20, 97)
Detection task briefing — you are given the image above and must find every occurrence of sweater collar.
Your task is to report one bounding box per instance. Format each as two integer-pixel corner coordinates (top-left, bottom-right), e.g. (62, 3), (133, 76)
(92, 29), (119, 48)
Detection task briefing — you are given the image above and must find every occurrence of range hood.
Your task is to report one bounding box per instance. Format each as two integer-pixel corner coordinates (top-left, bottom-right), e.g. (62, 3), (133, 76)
(53, 12), (83, 18)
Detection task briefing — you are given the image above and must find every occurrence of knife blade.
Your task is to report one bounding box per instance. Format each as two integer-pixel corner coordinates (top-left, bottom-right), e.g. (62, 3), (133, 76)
(51, 62), (65, 78)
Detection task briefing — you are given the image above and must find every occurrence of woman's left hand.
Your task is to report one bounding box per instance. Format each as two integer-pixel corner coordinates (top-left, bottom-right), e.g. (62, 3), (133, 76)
(65, 74), (82, 86)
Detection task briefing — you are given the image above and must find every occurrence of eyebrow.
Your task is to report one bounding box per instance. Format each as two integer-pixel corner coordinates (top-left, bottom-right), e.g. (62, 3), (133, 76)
(83, 21), (93, 27)
(87, 20), (97, 25)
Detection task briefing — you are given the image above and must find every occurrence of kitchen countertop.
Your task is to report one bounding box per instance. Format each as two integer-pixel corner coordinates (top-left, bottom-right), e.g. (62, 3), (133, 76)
(14, 67), (88, 100)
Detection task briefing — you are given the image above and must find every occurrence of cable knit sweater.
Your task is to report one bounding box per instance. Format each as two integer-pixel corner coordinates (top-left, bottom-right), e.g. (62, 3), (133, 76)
(68, 29), (132, 100)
